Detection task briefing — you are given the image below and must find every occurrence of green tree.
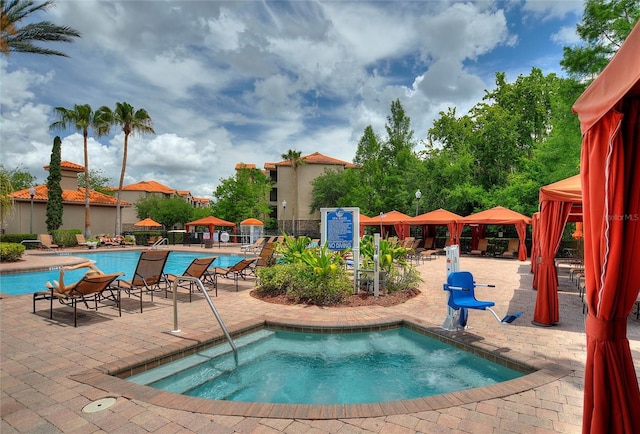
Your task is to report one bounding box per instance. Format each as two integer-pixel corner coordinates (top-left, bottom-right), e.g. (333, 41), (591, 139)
(212, 166), (273, 223)
(76, 168), (113, 195)
(310, 168), (356, 212)
(153, 197), (194, 229)
(280, 149), (304, 235)
(561, 0), (640, 79)
(1, 0), (80, 57)
(134, 195), (162, 221)
(45, 136), (63, 231)
(50, 104), (111, 238)
(0, 166), (15, 228)
(1, 165), (36, 191)
(104, 102), (155, 236)
(135, 195), (195, 228)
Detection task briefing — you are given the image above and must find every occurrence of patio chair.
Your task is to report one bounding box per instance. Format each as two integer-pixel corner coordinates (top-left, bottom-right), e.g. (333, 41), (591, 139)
(165, 257), (217, 301)
(210, 258), (257, 292)
(241, 237), (265, 254)
(33, 272), (124, 327)
(75, 234), (89, 246)
(470, 238), (488, 256)
(116, 250), (170, 312)
(38, 234), (59, 249)
(250, 242), (275, 276)
(501, 239), (519, 258)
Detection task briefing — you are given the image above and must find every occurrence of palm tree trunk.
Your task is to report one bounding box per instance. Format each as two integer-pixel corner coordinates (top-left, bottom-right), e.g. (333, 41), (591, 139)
(293, 167), (297, 236)
(83, 130), (91, 238)
(116, 133), (129, 236)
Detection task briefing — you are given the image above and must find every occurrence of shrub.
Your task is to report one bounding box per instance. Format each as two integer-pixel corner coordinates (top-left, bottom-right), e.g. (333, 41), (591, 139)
(287, 266), (353, 305)
(0, 242), (26, 262)
(0, 233), (36, 243)
(255, 263), (303, 297)
(256, 261), (353, 305)
(52, 229), (81, 247)
(385, 265), (423, 293)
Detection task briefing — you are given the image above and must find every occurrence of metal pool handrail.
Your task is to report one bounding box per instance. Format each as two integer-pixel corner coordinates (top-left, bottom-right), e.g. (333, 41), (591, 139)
(170, 276), (237, 357)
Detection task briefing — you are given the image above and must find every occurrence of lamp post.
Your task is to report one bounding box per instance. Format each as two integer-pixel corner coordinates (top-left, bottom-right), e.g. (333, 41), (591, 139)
(415, 189), (422, 216)
(29, 186), (36, 234)
(282, 200), (287, 233)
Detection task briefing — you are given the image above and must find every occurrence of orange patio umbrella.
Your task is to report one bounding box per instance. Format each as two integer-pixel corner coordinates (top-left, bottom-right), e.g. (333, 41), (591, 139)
(134, 217), (162, 228)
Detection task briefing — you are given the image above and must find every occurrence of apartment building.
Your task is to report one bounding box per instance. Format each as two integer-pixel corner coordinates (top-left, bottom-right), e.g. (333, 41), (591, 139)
(239, 152), (356, 236)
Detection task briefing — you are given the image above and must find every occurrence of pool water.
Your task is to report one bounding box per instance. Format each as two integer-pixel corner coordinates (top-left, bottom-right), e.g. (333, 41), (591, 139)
(128, 327), (524, 405)
(0, 251), (244, 296)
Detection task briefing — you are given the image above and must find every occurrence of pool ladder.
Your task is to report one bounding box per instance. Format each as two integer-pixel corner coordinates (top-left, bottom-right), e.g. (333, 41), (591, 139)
(169, 276), (237, 357)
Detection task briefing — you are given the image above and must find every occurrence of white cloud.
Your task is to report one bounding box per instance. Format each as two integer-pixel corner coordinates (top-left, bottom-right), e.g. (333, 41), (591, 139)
(523, 0), (583, 21)
(0, 0), (580, 199)
(551, 26), (581, 46)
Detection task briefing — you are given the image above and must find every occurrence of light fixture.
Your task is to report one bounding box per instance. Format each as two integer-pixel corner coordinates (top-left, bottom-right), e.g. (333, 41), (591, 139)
(415, 189), (422, 216)
(29, 186), (36, 234)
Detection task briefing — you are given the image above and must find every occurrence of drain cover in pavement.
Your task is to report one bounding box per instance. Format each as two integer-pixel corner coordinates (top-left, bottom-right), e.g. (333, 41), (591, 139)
(82, 397), (116, 413)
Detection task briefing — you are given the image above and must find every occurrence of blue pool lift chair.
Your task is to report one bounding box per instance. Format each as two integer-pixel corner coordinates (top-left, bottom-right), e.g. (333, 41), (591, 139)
(443, 271), (523, 329)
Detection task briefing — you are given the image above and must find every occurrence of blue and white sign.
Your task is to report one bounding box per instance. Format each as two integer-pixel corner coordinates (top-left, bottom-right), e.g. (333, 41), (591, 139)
(326, 208), (354, 250)
(320, 207), (360, 293)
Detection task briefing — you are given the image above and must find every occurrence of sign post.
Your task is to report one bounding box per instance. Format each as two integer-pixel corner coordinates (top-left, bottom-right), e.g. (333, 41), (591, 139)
(320, 207), (360, 293)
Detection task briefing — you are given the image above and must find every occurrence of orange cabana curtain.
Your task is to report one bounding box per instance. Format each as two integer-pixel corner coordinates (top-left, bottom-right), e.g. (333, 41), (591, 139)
(581, 102), (640, 433)
(515, 222), (527, 261)
(532, 200), (572, 325)
(531, 212), (540, 277)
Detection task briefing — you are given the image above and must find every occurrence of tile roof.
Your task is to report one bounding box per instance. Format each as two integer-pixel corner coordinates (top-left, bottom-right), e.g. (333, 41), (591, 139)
(235, 163), (256, 170)
(263, 162), (276, 170)
(43, 160), (85, 172)
(120, 180), (176, 194)
(9, 185), (129, 206)
(276, 152), (356, 168)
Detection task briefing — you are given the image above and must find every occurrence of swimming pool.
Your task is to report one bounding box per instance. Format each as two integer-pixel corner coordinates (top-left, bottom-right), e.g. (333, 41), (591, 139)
(128, 326), (524, 405)
(0, 251), (244, 296)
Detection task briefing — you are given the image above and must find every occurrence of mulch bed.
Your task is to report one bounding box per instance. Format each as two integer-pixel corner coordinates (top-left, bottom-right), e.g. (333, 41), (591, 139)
(250, 287), (421, 307)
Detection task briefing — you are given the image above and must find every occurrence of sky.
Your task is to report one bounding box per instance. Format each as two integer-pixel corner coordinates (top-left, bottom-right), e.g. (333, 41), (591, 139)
(0, 0), (584, 200)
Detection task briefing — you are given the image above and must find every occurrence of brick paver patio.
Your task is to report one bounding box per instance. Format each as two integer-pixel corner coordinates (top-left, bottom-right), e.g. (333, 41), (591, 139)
(1, 245), (639, 433)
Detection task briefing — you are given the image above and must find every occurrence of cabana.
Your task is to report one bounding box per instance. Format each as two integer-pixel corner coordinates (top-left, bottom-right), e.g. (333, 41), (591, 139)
(358, 214), (376, 236)
(185, 216), (236, 243)
(371, 210), (411, 240)
(532, 175), (582, 324)
(572, 21), (640, 433)
(239, 218), (264, 245)
(457, 206), (531, 261)
(408, 208), (462, 247)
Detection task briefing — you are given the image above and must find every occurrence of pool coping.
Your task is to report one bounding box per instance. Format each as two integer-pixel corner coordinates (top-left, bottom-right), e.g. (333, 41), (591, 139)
(69, 315), (571, 420)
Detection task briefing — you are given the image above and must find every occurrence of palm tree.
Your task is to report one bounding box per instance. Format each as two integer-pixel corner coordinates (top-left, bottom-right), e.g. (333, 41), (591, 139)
(281, 149), (304, 235)
(1, 0), (80, 57)
(107, 102), (155, 236)
(49, 104), (111, 238)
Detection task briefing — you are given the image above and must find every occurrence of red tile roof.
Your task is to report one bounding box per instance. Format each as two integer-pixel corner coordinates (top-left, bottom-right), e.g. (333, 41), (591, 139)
(263, 162), (276, 170)
(235, 163), (256, 170)
(275, 152), (356, 168)
(119, 180), (176, 194)
(43, 160), (85, 172)
(9, 185), (129, 206)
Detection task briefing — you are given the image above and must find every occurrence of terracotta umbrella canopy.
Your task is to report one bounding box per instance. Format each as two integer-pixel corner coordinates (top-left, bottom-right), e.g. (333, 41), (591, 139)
(408, 208), (462, 246)
(572, 21), (640, 434)
(134, 217), (162, 228)
(458, 206), (531, 261)
(185, 216), (236, 240)
(360, 210), (412, 239)
(358, 214), (375, 236)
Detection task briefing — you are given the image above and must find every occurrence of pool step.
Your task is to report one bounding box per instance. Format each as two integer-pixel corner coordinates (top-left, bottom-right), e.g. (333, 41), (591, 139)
(128, 329), (275, 387)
